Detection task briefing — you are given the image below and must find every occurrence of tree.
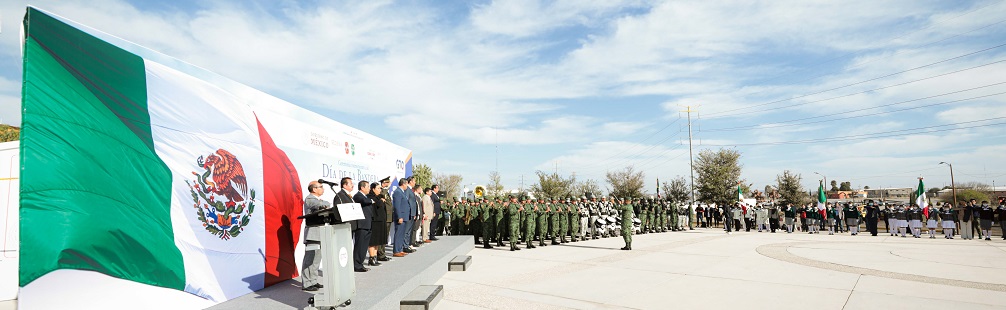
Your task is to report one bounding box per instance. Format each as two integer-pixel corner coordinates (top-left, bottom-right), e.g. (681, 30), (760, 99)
(433, 173), (463, 201)
(661, 176), (690, 205)
(776, 170), (808, 206)
(864, 186), (871, 190)
(829, 180), (839, 192)
(0, 125), (18, 142)
(412, 163), (433, 189)
(694, 148), (744, 205)
(572, 179), (602, 198)
(605, 165), (646, 199)
(486, 171), (505, 198)
(839, 181), (852, 191)
(927, 187), (942, 196)
(940, 189), (990, 204)
(530, 170), (575, 199)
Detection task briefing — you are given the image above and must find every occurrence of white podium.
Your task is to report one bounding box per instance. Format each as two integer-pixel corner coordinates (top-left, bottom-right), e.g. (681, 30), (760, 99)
(310, 222), (355, 309)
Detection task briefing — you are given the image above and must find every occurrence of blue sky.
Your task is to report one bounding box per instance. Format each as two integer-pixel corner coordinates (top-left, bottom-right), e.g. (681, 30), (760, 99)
(2, 0), (1005, 193)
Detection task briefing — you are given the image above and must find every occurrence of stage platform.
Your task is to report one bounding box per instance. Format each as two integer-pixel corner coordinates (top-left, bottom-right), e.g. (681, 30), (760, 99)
(209, 235), (473, 310)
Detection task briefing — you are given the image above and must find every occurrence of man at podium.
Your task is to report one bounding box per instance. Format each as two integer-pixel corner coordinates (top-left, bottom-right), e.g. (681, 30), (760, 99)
(301, 180), (330, 291)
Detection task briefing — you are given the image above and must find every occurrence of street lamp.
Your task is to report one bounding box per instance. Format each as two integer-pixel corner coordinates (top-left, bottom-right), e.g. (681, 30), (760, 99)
(814, 171), (828, 196)
(939, 162), (957, 208)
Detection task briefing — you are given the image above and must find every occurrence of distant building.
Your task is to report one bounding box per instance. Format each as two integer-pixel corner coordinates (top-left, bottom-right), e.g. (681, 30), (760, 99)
(827, 190), (868, 200)
(865, 187), (912, 202)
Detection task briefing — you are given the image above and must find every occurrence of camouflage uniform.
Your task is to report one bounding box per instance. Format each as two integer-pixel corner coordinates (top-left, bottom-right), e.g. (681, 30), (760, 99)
(537, 199), (550, 247)
(524, 200), (538, 249)
(618, 199), (635, 250)
(507, 198), (522, 251)
(480, 200), (494, 248)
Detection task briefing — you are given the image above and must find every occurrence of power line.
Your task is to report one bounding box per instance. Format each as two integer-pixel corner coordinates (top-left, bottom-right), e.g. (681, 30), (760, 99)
(702, 82), (1006, 132)
(699, 117), (1006, 146)
(704, 41), (1006, 119)
(728, 2), (1005, 101)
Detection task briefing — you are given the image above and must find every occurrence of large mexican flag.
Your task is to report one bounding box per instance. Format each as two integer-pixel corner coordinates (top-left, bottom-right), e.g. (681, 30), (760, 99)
(20, 8), (304, 302)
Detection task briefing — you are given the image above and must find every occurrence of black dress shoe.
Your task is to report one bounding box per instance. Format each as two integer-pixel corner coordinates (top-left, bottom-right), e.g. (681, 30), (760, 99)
(430, 237), (440, 241)
(404, 248), (415, 253)
(378, 256), (392, 262)
(315, 284), (323, 289)
(303, 285), (318, 291)
(355, 267), (369, 272)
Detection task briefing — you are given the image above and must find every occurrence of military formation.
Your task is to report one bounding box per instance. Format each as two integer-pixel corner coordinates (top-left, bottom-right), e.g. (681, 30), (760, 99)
(442, 195), (693, 251)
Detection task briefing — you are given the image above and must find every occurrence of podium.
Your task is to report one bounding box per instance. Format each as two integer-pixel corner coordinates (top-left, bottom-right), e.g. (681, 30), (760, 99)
(303, 203), (364, 309)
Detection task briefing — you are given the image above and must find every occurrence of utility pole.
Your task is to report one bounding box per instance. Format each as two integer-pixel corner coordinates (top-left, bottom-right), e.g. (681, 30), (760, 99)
(520, 174), (524, 192)
(683, 106), (697, 210)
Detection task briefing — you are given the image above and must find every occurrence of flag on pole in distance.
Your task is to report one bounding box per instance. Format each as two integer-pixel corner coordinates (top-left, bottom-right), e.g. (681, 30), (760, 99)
(916, 178), (928, 218)
(817, 181), (828, 218)
(20, 8), (304, 302)
(656, 177), (660, 198)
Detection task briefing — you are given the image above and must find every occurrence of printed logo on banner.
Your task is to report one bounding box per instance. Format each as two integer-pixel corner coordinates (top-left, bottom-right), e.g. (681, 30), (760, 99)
(309, 131), (333, 149)
(187, 149), (256, 240)
(344, 142), (350, 155)
(395, 159), (406, 171)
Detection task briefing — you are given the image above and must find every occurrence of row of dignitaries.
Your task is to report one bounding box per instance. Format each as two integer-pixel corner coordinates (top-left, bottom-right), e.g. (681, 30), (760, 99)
(300, 176), (444, 291)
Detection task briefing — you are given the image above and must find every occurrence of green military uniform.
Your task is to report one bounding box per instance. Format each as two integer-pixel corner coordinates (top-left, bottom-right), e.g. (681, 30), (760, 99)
(537, 200), (550, 247)
(481, 200), (495, 248)
(618, 199), (634, 250)
(558, 200), (568, 243)
(494, 198), (506, 246)
(641, 201), (650, 234)
(470, 200), (482, 243)
(523, 200), (536, 248)
(569, 199), (580, 241)
(507, 197), (522, 251)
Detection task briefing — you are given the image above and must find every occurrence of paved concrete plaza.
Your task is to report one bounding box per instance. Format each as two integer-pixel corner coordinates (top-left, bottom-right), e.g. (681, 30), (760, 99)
(434, 229), (1006, 310)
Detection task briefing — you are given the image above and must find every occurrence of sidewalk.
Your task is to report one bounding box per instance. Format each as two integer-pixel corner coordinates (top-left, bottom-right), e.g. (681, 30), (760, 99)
(434, 229), (1006, 309)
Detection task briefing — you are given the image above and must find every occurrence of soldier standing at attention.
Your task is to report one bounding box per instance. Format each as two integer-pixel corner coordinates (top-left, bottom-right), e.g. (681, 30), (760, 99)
(507, 196), (522, 251)
(567, 198), (579, 241)
(618, 198), (636, 250)
(480, 198), (494, 249)
(559, 200), (567, 243)
(525, 199), (539, 249)
(495, 197), (506, 247)
(538, 198), (551, 247)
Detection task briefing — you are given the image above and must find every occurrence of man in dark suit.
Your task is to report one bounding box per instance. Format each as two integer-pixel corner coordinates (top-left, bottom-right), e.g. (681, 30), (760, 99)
(334, 177), (357, 231)
(430, 184), (442, 240)
(406, 178), (420, 251)
(392, 179), (410, 257)
(352, 180), (374, 272)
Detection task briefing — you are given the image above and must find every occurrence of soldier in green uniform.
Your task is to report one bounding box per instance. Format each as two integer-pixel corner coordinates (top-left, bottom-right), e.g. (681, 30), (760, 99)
(641, 199), (651, 234)
(563, 198), (571, 242)
(653, 199), (663, 232)
(524, 199), (538, 249)
(471, 199), (483, 244)
(517, 197), (527, 244)
(567, 198), (578, 242)
(507, 196), (522, 251)
(481, 198), (495, 249)
(669, 200), (679, 231)
(618, 198), (635, 250)
(494, 197), (506, 247)
(537, 198), (551, 247)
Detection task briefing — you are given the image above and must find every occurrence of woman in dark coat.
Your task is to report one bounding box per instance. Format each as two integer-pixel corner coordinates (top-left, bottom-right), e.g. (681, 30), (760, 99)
(368, 182), (388, 266)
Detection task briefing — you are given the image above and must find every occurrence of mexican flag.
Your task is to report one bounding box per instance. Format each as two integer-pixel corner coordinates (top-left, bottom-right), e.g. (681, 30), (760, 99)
(20, 8), (304, 302)
(737, 183), (746, 214)
(916, 178), (928, 218)
(817, 181), (827, 218)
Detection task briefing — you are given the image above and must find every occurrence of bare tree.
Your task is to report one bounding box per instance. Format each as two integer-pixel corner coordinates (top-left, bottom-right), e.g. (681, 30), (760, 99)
(572, 179), (602, 198)
(661, 176), (690, 204)
(432, 173), (464, 201)
(605, 165), (646, 199)
(486, 171), (505, 198)
(530, 170), (576, 199)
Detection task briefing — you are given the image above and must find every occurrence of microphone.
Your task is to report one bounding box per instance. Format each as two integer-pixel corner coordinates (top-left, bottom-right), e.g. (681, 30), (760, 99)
(318, 179), (338, 186)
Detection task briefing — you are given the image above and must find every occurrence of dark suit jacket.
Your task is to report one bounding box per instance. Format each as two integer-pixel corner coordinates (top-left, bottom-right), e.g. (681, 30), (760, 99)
(407, 187), (419, 218)
(353, 191), (374, 230)
(431, 192), (442, 215)
(393, 187), (410, 221)
(335, 189), (357, 231)
(370, 192), (388, 223)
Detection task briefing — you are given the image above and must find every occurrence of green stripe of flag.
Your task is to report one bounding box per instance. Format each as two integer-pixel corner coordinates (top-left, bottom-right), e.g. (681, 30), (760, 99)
(20, 8), (184, 289)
